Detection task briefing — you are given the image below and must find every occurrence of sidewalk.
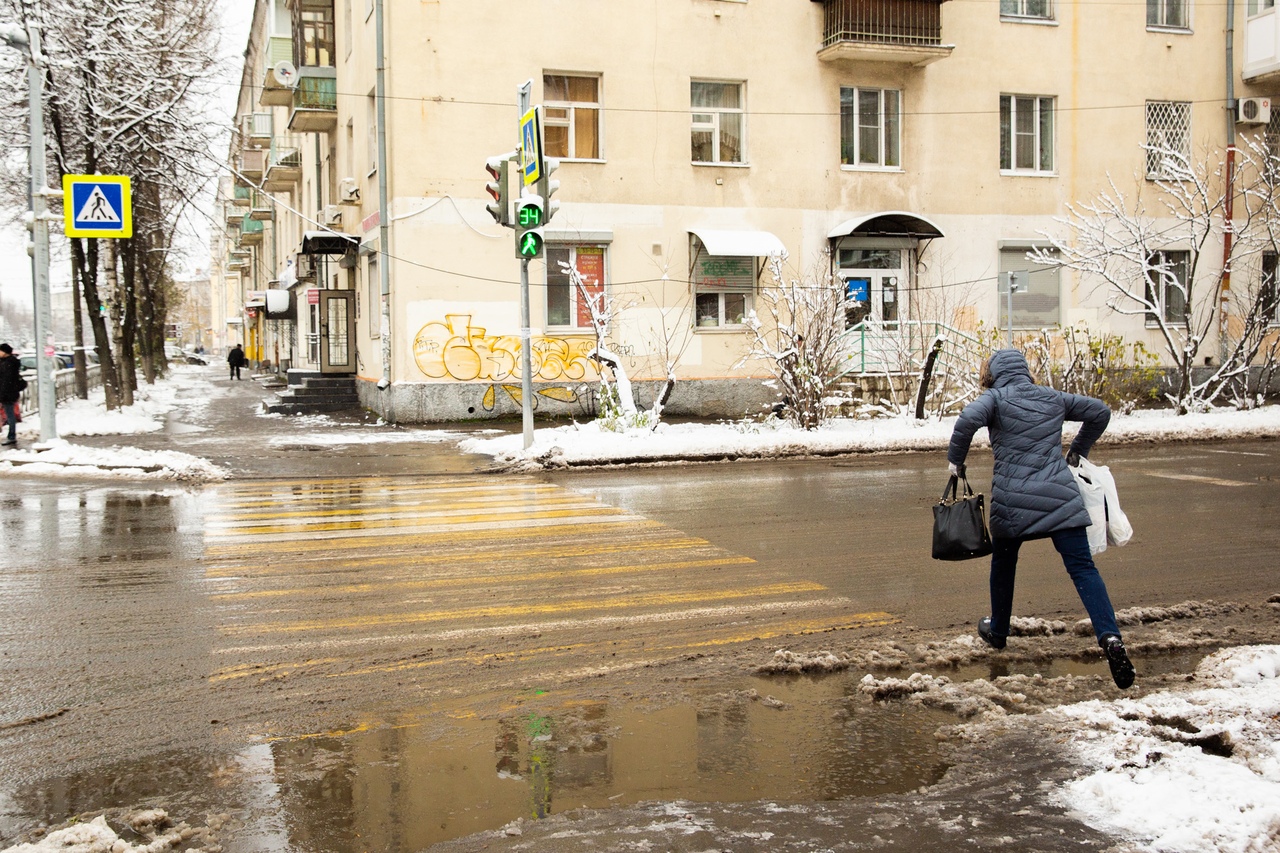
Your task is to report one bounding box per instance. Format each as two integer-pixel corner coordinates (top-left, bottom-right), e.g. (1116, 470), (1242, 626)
(63, 365), (500, 480)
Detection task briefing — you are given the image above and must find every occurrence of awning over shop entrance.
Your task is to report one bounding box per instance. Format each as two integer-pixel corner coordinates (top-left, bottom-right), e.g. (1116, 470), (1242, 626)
(827, 212), (945, 240)
(688, 228), (786, 257)
(301, 230), (359, 255)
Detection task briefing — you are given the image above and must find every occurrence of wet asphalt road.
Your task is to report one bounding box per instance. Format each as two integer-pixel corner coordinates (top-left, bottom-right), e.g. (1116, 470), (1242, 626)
(0, 369), (1277, 851)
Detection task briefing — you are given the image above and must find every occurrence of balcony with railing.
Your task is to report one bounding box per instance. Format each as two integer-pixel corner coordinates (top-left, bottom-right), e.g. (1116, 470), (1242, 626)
(243, 112), (273, 147)
(818, 0), (954, 65)
(239, 214), (264, 246)
(230, 184), (252, 207)
(259, 35), (296, 107)
(249, 190), (275, 221)
(237, 147), (267, 184)
(263, 135), (304, 191)
(287, 67), (337, 133)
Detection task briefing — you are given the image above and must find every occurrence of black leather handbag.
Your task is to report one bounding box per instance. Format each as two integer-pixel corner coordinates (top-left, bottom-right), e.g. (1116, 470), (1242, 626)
(932, 471), (993, 561)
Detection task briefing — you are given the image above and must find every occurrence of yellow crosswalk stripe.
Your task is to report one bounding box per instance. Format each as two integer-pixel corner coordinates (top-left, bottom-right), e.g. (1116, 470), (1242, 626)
(203, 475), (883, 696)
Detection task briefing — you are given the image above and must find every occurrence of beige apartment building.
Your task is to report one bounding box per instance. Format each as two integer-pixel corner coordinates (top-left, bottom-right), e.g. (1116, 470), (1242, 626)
(213, 0), (1280, 422)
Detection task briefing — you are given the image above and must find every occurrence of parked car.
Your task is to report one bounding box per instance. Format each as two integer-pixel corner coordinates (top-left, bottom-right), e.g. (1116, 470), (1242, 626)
(164, 344), (207, 365)
(56, 351), (99, 367)
(20, 353), (73, 371)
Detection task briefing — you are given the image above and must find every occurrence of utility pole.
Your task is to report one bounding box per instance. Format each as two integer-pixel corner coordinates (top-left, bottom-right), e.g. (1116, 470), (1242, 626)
(517, 79), (534, 450)
(1004, 271), (1025, 349)
(3, 19), (57, 439)
(1221, 0), (1237, 367)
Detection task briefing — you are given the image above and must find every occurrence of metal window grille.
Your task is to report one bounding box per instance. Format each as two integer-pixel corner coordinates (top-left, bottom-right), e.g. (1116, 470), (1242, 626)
(1266, 109), (1280, 176)
(822, 0), (943, 48)
(1145, 101), (1191, 178)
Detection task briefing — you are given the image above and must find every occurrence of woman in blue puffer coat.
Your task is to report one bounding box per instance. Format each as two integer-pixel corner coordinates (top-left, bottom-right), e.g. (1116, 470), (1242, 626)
(948, 348), (1134, 689)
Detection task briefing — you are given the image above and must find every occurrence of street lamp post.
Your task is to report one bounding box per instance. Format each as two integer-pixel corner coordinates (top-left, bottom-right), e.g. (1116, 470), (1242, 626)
(3, 20), (57, 440)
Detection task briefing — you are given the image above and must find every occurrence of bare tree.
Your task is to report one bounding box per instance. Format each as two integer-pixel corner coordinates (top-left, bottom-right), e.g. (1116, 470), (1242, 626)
(0, 0), (224, 406)
(739, 253), (850, 430)
(1031, 140), (1280, 414)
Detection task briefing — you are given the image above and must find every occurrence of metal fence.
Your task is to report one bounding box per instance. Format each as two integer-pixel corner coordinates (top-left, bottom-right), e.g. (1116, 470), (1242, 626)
(18, 364), (103, 416)
(822, 0), (945, 48)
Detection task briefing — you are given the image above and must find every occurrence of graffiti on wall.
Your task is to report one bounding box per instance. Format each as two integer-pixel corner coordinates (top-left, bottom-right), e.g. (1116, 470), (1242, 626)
(413, 314), (606, 411)
(413, 314), (603, 383)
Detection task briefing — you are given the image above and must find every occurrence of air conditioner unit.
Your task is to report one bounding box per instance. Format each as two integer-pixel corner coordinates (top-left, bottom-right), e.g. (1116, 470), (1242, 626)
(322, 205), (343, 226)
(338, 178), (361, 205)
(295, 254), (316, 280)
(1238, 97), (1271, 125)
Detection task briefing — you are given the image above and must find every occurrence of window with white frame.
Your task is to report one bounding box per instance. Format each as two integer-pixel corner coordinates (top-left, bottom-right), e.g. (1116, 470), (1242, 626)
(691, 239), (755, 328)
(1001, 0), (1053, 19)
(1249, 0), (1275, 15)
(1262, 252), (1280, 324)
(1148, 0), (1189, 28)
(1000, 95), (1055, 174)
(840, 87), (900, 169)
(1145, 250), (1189, 326)
(691, 81), (745, 165)
(998, 247), (1060, 328)
(547, 245), (606, 329)
(544, 74), (601, 160)
(1145, 101), (1191, 179)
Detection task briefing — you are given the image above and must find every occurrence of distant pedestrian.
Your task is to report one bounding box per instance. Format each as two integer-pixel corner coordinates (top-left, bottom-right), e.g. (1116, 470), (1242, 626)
(947, 349), (1135, 690)
(228, 344), (247, 380)
(0, 343), (26, 446)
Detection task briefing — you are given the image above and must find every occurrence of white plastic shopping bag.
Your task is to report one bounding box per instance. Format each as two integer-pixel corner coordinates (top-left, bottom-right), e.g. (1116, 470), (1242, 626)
(1071, 457), (1132, 554)
(1083, 458), (1133, 546)
(1071, 462), (1108, 555)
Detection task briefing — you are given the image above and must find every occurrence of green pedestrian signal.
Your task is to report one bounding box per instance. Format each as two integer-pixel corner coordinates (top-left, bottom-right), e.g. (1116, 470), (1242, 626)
(518, 230), (544, 258)
(514, 195), (545, 259)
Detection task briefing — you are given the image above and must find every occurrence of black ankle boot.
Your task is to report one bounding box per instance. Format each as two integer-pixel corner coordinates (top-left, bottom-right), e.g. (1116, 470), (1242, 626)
(1101, 634), (1135, 689)
(978, 617), (1006, 650)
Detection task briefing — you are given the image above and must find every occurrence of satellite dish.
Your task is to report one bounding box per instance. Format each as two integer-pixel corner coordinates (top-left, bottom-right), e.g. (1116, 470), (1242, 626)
(273, 60), (297, 88)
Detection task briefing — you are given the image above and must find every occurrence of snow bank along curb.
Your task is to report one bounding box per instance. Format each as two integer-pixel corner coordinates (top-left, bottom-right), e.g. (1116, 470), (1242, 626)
(1051, 645), (1280, 853)
(460, 405), (1280, 470)
(0, 439), (226, 482)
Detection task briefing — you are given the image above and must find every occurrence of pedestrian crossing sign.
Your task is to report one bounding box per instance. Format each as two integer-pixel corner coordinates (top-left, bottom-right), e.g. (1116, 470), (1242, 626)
(62, 174), (132, 238)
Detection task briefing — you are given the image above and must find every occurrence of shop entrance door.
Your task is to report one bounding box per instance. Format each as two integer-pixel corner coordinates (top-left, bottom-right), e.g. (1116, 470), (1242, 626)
(319, 290), (356, 375)
(838, 247), (903, 330)
(841, 270), (902, 329)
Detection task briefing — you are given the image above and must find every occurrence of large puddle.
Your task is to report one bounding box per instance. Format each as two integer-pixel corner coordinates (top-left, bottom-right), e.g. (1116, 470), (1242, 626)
(0, 673), (952, 852)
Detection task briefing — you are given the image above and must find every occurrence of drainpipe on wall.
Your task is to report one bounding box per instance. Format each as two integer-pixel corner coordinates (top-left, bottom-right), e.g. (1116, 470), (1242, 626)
(375, 0), (392, 403)
(1221, 0), (1236, 366)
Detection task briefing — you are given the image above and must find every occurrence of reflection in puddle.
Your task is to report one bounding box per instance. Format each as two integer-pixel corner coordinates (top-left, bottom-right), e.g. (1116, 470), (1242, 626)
(0, 675), (951, 852)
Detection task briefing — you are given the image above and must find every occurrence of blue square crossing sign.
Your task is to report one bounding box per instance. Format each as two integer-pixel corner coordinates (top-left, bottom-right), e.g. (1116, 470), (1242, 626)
(63, 174), (132, 238)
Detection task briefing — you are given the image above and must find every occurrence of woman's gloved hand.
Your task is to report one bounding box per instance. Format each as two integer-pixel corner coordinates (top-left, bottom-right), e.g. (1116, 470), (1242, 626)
(948, 462), (963, 477)
(1066, 450), (1081, 467)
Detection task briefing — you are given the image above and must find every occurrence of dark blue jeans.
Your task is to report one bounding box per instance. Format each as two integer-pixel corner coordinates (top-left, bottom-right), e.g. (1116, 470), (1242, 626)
(2, 400), (16, 442)
(989, 526), (1121, 645)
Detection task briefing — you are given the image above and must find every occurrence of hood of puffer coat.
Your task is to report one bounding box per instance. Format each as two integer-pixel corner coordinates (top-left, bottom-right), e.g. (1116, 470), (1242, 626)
(987, 349), (1033, 389)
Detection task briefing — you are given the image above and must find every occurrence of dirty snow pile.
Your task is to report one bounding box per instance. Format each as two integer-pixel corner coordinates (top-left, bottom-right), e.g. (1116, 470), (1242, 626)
(460, 404), (1280, 469)
(0, 438), (223, 482)
(0, 366), (227, 481)
(1, 809), (207, 853)
(1050, 645), (1280, 853)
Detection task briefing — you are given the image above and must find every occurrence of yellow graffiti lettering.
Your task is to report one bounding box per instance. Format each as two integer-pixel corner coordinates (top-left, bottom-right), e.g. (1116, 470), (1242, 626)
(413, 314), (602, 383)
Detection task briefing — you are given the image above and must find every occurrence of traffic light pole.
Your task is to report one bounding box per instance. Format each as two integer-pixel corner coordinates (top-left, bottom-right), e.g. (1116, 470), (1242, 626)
(517, 81), (534, 450)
